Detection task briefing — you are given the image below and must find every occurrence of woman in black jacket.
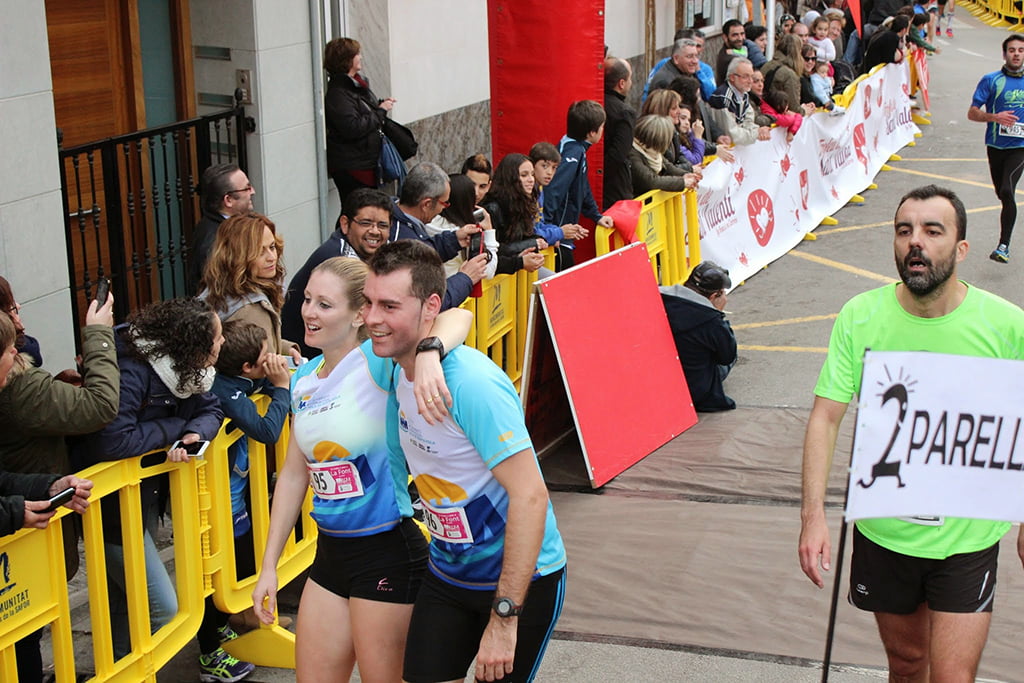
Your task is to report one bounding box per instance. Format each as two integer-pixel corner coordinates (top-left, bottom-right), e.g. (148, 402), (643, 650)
(324, 38), (396, 204)
(481, 154), (547, 274)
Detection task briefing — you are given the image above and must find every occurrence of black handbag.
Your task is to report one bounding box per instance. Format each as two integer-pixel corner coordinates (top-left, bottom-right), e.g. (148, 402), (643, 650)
(382, 117), (418, 160)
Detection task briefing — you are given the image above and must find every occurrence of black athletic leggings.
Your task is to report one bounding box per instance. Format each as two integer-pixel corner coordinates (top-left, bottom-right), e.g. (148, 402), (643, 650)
(987, 145), (1024, 246)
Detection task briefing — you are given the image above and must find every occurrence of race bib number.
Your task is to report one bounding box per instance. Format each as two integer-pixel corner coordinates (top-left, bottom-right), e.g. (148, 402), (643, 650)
(421, 501), (474, 544)
(999, 122), (1024, 138)
(900, 515), (945, 526)
(307, 460), (364, 500)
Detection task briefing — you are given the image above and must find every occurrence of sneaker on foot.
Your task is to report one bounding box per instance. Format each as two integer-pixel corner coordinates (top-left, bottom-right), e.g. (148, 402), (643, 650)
(990, 244), (1010, 263)
(199, 647), (255, 683)
(216, 623), (241, 643)
(946, 28), (954, 37)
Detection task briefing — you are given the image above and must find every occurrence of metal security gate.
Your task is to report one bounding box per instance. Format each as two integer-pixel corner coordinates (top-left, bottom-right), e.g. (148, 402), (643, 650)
(58, 102), (249, 340)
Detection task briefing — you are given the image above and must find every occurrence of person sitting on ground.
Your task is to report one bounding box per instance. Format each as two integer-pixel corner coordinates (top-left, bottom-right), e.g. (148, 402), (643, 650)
(807, 16), (837, 61)
(745, 24), (770, 68)
(426, 174), (498, 280)
(708, 58), (772, 145)
(761, 90), (804, 142)
(460, 154), (492, 204)
(676, 104), (707, 168)
(210, 320), (293, 632)
(200, 213), (301, 363)
(481, 154), (549, 275)
(629, 116), (700, 196)
(528, 143), (589, 245)
(660, 262), (737, 412)
(80, 298), (256, 681)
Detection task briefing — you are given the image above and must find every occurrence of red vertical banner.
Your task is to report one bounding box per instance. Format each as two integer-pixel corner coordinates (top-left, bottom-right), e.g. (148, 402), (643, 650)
(488, 0), (605, 262)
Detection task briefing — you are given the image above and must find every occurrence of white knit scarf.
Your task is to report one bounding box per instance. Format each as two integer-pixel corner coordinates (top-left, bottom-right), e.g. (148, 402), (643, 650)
(134, 336), (216, 399)
(632, 139), (664, 174)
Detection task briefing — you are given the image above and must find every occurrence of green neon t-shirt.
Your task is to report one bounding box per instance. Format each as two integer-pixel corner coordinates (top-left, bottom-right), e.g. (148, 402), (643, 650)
(815, 282), (1024, 559)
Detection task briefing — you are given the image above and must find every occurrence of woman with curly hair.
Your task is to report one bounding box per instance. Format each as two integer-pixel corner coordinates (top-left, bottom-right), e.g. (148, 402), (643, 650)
(480, 154), (547, 274)
(201, 212), (300, 362)
(80, 298), (256, 680)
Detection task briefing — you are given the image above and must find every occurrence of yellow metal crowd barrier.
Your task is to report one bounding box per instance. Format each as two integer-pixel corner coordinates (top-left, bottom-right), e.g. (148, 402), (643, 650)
(963, 0), (1024, 27)
(203, 395), (317, 668)
(594, 188), (701, 286)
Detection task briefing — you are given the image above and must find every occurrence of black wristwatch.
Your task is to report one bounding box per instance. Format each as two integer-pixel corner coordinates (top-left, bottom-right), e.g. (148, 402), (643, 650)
(492, 597), (523, 618)
(415, 336), (446, 360)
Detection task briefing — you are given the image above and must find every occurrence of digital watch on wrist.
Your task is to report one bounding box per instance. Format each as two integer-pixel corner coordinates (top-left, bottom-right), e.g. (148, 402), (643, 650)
(492, 597), (523, 618)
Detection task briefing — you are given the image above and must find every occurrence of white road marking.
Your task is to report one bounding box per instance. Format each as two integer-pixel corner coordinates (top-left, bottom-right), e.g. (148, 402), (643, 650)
(957, 47), (986, 57)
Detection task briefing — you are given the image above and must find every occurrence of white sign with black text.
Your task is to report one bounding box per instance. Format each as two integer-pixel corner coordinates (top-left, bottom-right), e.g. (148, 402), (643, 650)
(846, 350), (1024, 523)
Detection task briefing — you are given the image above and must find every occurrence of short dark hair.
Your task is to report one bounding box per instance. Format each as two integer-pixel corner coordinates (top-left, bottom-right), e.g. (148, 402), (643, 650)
(889, 15), (910, 33)
(746, 24), (767, 41)
(722, 19), (744, 35)
(460, 154), (492, 176)
(566, 100), (606, 140)
(685, 261), (732, 296)
(216, 320), (267, 376)
(529, 142), (561, 165)
(342, 187), (393, 222)
(604, 57), (631, 91)
(201, 163), (241, 214)
(911, 13), (929, 26)
(1003, 33), (1024, 52)
(324, 37), (360, 76)
(367, 240), (445, 303)
(895, 185), (967, 241)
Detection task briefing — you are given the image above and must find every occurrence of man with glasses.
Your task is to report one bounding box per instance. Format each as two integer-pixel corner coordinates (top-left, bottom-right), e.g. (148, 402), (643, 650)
(660, 261), (737, 412)
(188, 163), (257, 293)
(708, 58), (772, 146)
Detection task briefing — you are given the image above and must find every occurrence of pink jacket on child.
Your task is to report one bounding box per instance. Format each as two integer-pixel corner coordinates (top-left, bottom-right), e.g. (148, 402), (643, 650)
(760, 101), (803, 136)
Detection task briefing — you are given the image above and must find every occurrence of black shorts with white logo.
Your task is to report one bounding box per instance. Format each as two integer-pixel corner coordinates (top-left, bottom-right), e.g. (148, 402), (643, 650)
(403, 567), (567, 683)
(849, 525), (999, 614)
(308, 517), (427, 604)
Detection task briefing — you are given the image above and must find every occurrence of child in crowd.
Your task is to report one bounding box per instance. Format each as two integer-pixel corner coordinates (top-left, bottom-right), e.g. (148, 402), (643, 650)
(761, 90), (803, 142)
(211, 321), (291, 585)
(677, 104), (706, 168)
(807, 16), (836, 62)
(542, 100), (615, 271)
(529, 142), (589, 247)
(809, 59), (836, 110)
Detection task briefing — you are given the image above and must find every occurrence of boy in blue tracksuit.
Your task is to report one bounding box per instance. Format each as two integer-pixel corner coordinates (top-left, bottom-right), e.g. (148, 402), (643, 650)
(211, 320), (291, 574)
(542, 100), (615, 271)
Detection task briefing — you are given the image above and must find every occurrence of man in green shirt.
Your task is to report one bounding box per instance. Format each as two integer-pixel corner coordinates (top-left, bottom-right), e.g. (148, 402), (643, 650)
(799, 185), (1024, 681)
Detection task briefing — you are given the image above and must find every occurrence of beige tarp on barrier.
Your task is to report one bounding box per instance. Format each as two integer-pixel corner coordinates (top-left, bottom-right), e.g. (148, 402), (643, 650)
(544, 406), (1024, 680)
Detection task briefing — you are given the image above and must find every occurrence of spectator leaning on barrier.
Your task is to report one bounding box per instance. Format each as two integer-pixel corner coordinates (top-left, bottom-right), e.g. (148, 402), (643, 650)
(799, 185), (1024, 682)
(629, 116), (700, 196)
(426, 174), (499, 280)
(461, 154), (493, 204)
(660, 262), (737, 413)
(708, 58), (772, 145)
(603, 56), (637, 209)
(391, 162), (486, 309)
(481, 154), (549, 275)
(764, 35), (808, 117)
(642, 89), (696, 171)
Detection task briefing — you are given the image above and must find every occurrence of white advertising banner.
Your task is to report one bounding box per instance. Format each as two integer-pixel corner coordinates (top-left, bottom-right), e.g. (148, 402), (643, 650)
(846, 350), (1024, 523)
(696, 63), (919, 286)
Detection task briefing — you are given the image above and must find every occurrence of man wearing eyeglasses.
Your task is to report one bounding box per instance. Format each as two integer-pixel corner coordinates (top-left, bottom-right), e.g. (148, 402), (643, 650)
(707, 58), (772, 146)
(188, 163), (257, 293)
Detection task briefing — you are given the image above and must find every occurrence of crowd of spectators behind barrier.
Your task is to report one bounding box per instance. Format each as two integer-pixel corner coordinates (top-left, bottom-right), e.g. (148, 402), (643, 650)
(0, 3), (933, 676)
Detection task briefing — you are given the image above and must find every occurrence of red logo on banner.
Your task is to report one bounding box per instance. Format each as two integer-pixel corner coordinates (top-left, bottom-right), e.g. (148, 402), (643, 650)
(734, 168), (745, 185)
(747, 190), (775, 247)
(780, 154), (792, 177)
(863, 84), (872, 119)
(739, 252), (749, 266)
(853, 123), (869, 173)
(877, 79), (884, 107)
(799, 169), (809, 209)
